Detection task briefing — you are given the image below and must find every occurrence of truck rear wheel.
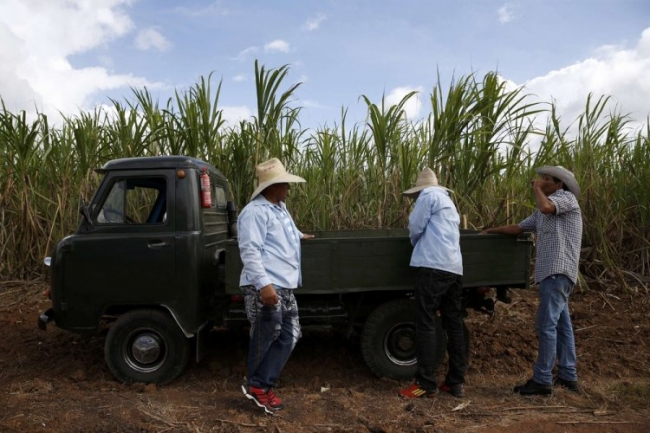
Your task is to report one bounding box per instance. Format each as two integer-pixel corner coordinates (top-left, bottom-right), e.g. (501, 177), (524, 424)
(105, 309), (190, 385)
(360, 299), (445, 380)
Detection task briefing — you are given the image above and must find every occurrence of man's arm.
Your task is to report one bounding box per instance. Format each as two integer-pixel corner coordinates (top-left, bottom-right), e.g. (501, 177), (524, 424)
(238, 211), (269, 287)
(408, 194), (430, 246)
(238, 208), (278, 305)
(531, 179), (556, 215)
(481, 225), (524, 235)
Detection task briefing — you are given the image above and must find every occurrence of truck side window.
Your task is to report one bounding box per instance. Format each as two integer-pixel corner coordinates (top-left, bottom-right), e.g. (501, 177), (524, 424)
(96, 177), (167, 225)
(214, 186), (227, 208)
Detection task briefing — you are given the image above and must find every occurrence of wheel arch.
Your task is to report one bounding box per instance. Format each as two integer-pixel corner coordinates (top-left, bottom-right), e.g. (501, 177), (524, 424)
(103, 304), (197, 338)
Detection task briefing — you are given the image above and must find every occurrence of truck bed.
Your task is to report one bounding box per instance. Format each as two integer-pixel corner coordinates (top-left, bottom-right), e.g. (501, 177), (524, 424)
(224, 229), (532, 295)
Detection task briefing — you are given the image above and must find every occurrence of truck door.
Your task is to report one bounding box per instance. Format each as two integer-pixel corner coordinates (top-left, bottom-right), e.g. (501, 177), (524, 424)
(61, 170), (176, 329)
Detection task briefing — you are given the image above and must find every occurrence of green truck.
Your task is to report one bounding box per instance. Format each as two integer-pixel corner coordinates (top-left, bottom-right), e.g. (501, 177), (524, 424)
(38, 156), (532, 385)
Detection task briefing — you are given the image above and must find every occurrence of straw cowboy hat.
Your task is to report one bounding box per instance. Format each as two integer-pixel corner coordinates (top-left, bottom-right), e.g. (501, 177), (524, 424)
(535, 165), (580, 198)
(250, 158), (306, 201)
(402, 167), (452, 198)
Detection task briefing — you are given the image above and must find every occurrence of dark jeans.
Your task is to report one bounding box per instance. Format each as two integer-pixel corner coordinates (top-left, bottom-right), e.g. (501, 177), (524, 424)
(242, 286), (301, 390)
(414, 267), (467, 390)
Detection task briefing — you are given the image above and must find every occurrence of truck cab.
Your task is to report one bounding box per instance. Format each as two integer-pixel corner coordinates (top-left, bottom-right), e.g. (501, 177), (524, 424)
(40, 156), (236, 384)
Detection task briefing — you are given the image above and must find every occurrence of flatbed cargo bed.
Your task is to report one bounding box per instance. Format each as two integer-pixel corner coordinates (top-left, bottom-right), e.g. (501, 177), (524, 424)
(224, 229), (532, 295)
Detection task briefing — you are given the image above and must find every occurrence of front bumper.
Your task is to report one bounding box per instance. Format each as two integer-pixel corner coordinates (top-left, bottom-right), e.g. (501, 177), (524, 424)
(37, 308), (55, 330)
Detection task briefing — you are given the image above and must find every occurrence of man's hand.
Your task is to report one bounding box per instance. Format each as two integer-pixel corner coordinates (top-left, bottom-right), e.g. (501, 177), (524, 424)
(531, 178), (557, 214)
(259, 285), (278, 305)
(302, 234), (315, 240)
(530, 179), (542, 188)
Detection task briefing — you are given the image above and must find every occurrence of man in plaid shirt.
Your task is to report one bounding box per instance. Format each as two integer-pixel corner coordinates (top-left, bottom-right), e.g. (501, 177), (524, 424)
(482, 166), (582, 395)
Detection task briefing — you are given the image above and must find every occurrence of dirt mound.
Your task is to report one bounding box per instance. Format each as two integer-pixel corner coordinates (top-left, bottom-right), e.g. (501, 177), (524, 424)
(1, 281), (648, 432)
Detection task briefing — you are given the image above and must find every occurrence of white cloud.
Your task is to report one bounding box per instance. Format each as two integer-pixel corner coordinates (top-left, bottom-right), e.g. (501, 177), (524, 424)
(301, 99), (327, 109)
(303, 13), (327, 31)
(232, 73), (247, 82)
(9, 0), (134, 56)
(523, 27), (650, 133)
(264, 39), (290, 53)
(0, 24), (40, 110)
(222, 105), (253, 126)
(0, 0), (158, 122)
(235, 46), (259, 60)
(498, 5), (515, 24)
(135, 28), (171, 52)
(386, 86), (424, 121)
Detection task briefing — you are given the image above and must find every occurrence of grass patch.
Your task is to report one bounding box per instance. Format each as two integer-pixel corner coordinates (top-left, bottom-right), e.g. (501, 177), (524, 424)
(611, 381), (650, 407)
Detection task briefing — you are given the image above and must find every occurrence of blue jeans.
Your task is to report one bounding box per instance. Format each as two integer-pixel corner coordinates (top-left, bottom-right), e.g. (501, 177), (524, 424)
(242, 286), (301, 390)
(532, 274), (578, 385)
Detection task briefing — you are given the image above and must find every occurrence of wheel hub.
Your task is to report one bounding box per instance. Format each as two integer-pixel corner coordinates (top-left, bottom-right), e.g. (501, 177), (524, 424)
(385, 324), (417, 366)
(131, 334), (161, 365)
(397, 335), (414, 351)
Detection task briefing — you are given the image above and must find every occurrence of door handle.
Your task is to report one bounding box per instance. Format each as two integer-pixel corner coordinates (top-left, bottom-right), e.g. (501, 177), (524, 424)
(148, 241), (169, 249)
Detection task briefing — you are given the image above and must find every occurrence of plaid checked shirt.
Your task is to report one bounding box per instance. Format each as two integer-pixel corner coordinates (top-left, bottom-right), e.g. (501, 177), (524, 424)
(518, 190), (583, 284)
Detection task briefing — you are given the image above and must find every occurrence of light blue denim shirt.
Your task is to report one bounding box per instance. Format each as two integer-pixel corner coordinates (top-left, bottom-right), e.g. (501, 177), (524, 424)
(238, 195), (304, 290)
(408, 187), (463, 276)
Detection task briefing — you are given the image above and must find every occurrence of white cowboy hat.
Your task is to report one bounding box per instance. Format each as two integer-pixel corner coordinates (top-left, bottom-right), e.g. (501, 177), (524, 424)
(250, 158), (306, 201)
(402, 167), (452, 198)
(535, 165), (580, 198)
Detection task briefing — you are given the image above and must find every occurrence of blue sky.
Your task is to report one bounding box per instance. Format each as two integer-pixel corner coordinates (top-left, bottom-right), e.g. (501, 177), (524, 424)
(1, 0), (649, 132)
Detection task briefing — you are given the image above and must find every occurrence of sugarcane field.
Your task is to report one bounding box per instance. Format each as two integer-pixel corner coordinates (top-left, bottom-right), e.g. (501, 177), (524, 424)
(1, 63), (649, 432)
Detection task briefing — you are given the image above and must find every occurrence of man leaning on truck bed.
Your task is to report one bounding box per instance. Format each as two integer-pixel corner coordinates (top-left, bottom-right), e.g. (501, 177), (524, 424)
(398, 167), (467, 399)
(482, 165), (583, 396)
(237, 157), (314, 415)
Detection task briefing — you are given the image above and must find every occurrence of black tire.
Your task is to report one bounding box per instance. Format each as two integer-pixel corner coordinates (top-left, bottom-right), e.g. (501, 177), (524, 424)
(360, 299), (445, 380)
(104, 309), (190, 385)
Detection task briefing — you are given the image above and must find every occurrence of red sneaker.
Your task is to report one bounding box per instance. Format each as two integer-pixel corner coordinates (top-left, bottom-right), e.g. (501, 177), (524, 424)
(241, 385), (285, 414)
(398, 383), (438, 398)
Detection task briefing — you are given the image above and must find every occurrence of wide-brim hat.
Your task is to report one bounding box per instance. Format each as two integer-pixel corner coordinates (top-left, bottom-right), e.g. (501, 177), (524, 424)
(535, 165), (580, 198)
(250, 158), (306, 201)
(402, 167), (452, 198)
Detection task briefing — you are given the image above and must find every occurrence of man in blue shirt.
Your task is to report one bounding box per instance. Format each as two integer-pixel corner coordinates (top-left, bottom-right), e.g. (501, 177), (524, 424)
(482, 166), (582, 395)
(398, 168), (467, 399)
(238, 158), (314, 414)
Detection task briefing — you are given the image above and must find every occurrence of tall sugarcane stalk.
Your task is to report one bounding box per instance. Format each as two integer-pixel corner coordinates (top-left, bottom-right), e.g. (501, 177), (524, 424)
(0, 63), (647, 292)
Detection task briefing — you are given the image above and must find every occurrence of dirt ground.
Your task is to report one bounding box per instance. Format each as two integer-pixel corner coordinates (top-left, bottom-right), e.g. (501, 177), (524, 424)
(1, 281), (648, 433)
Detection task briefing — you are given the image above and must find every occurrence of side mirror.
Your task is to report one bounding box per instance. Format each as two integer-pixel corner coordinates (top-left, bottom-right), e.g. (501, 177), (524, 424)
(79, 200), (95, 229)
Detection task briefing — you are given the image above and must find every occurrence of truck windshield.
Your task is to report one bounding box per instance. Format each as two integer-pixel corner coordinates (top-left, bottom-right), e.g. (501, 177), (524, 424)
(98, 180), (126, 223)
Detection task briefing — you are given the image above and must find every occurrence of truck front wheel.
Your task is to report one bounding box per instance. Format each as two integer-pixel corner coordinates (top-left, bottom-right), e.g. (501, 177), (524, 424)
(360, 299), (445, 380)
(105, 309), (190, 385)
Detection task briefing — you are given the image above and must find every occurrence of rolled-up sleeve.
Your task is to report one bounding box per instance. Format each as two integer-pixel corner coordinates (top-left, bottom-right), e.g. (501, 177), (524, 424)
(519, 213), (538, 232)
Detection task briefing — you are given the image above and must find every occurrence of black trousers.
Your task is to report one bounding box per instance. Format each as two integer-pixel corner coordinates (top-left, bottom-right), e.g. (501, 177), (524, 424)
(414, 267), (467, 390)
